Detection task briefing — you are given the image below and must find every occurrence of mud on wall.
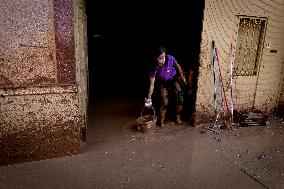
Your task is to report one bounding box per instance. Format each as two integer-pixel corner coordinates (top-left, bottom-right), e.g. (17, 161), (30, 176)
(194, 0), (284, 125)
(279, 81), (284, 108)
(0, 86), (80, 165)
(0, 0), (81, 165)
(0, 0), (56, 87)
(74, 0), (88, 142)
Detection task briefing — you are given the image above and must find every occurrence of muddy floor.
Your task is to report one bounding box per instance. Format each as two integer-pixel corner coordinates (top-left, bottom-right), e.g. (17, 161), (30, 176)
(0, 96), (283, 189)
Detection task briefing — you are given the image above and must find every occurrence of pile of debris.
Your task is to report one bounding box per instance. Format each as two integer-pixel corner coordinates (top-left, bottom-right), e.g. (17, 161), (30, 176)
(234, 111), (268, 127)
(201, 111), (269, 135)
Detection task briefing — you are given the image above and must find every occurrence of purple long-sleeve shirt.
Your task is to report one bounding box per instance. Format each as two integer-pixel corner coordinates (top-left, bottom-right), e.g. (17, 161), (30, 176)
(149, 55), (177, 81)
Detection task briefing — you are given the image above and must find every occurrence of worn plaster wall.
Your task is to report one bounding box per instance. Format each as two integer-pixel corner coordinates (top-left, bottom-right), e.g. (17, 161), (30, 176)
(194, 0), (284, 125)
(0, 0), (80, 165)
(0, 0), (56, 87)
(0, 86), (80, 165)
(74, 0), (88, 142)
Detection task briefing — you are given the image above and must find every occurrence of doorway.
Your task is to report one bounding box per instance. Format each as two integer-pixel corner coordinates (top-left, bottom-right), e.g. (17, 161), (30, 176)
(85, 0), (204, 139)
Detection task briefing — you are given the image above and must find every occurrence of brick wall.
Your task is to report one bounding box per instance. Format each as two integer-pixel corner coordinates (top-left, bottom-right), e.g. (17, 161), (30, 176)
(194, 0), (284, 125)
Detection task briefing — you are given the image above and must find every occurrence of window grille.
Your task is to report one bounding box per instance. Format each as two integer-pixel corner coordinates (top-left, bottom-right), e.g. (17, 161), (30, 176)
(233, 17), (266, 76)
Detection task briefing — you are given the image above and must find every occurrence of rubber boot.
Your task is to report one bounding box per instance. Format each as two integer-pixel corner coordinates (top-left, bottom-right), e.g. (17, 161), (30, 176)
(157, 105), (167, 127)
(176, 105), (184, 125)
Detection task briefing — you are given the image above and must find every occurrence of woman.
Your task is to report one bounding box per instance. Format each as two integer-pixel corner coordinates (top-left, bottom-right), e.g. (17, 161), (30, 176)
(145, 46), (187, 127)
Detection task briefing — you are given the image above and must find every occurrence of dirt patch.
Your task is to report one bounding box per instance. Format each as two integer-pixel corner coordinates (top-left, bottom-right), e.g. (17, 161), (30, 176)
(0, 97), (283, 189)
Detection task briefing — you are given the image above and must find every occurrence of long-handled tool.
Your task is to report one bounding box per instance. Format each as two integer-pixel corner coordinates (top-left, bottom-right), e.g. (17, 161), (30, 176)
(212, 41), (233, 123)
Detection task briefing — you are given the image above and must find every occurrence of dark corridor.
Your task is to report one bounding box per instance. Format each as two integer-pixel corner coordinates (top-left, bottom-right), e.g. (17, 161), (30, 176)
(85, 1), (204, 119)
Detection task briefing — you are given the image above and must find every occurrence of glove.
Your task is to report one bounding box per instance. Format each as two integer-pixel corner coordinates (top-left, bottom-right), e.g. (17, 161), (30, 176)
(144, 98), (152, 107)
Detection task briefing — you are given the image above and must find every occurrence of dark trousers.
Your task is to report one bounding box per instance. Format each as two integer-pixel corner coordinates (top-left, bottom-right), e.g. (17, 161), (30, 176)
(157, 75), (184, 109)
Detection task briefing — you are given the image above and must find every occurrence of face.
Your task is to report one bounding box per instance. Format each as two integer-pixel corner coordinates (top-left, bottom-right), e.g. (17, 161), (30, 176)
(156, 52), (166, 67)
